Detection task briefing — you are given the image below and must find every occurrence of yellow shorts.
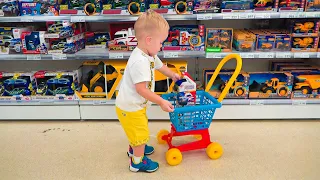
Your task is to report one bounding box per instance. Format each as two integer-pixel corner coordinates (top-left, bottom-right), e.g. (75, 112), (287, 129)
(116, 106), (149, 147)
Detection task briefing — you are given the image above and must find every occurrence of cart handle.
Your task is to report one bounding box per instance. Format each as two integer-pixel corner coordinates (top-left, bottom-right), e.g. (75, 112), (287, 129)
(205, 54), (243, 103)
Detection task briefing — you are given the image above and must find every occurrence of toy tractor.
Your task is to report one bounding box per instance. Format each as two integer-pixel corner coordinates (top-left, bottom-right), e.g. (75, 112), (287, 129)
(261, 78), (288, 96)
(293, 37), (314, 48)
(220, 80), (246, 96)
(294, 75), (320, 94)
(255, 0), (273, 7)
(294, 22), (315, 33)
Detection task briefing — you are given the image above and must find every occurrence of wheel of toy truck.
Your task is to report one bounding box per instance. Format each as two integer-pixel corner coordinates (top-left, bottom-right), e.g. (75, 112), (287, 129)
(91, 82), (105, 93)
(206, 142), (223, 160)
(157, 129), (169, 144)
(188, 35), (201, 47)
(278, 87), (288, 96)
(84, 3), (96, 16)
(166, 148), (183, 166)
(301, 86), (312, 94)
(235, 87), (245, 96)
(263, 87), (274, 94)
(128, 2), (140, 15)
(175, 1), (187, 14)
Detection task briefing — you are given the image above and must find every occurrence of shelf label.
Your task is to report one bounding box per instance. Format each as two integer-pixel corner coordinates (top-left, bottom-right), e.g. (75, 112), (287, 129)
(27, 54), (41, 60)
(21, 17), (34, 22)
(317, 52), (320, 58)
(239, 13), (255, 19)
(259, 52), (274, 59)
(294, 53), (310, 58)
(292, 100), (307, 106)
(250, 100), (264, 106)
(296, 12), (306, 18)
(223, 14), (239, 19)
(280, 12), (295, 18)
(71, 16), (85, 22)
(255, 13), (271, 19)
(206, 53), (223, 58)
(163, 51), (178, 58)
(311, 12), (320, 18)
(276, 52), (292, 58)
(197, 14), (213, 20)
(240, 53), (254, 58)
(109, 53), (124, 59)
(52, 54), (67, 60)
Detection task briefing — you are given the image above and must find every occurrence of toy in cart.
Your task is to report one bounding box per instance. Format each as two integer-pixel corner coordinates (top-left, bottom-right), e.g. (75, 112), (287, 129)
(158, 54), (242, 166)
(174, 72), (196, 106)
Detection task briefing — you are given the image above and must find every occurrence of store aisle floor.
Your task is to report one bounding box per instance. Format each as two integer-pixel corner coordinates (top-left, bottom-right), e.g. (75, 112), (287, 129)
(0, 120), (319, 180)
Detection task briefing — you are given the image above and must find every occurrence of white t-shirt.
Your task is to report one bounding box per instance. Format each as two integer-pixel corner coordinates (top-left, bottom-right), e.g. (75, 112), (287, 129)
(115, 47), (163, 112)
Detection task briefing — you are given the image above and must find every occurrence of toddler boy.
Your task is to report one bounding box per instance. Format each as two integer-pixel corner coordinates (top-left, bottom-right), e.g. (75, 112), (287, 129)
(115, 9), (180, 173)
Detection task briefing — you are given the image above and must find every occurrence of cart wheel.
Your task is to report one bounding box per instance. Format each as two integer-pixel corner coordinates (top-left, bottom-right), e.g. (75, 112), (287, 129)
(166, 148), (182, 166)
(157, 129), (169, 144)
(206, 142), (223, 160)
(194, 135), (202, 140)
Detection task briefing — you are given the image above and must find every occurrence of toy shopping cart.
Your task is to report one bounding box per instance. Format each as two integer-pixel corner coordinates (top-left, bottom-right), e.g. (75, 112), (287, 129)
(158, 54), (242, 166)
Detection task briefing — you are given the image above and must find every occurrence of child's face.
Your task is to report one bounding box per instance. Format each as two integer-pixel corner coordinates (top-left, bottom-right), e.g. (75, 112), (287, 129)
(146, 30), (168, 56)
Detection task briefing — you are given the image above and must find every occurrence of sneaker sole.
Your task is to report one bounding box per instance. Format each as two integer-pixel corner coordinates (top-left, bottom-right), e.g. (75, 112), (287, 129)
(129, 165), (159, 173)
(127, 149), (154, 157)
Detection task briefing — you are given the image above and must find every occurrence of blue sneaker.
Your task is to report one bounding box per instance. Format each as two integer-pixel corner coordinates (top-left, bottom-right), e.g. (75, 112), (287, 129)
(127, 145), (154, 157)
(129, 156), (159, 173)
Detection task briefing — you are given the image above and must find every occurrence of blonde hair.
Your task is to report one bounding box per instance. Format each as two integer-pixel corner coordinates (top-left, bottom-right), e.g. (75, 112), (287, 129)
(134, 9), (169, 41)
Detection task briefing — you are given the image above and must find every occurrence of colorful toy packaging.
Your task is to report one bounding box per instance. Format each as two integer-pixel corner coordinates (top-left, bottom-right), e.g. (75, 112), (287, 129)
(21, 31), (49, 54)
(46, 21), (86, 39)
(0, 0), (20, 16)
(193, 0), (221, 13)
(291, 70), (320, 99)
(59, 0), (102, 16)
(0, 72), (35, 101)
(248, 72), (293, 99)
(33, 70), (78, 100)
(101, 0), (146, 15)
(289, 19), (320, 37)
(253, 0), (278, 12)
(305, 0), (320, 11)
(19, 0), (59, 16)
(108, 23), (137, 51)
(148, 0), (194, 15)
(205, 28), (233, 52)
(162, 25), (205, 51)
(48, 33), (85, 54)
(233, 29), (256, 52)
(278, 0), (305, 11)
(291, 37), (319, 52)
(174, 72), (196, 106)
(220, 0), (254, 12)
(85, 32), (110, 49)
(274, 34), (291, 51)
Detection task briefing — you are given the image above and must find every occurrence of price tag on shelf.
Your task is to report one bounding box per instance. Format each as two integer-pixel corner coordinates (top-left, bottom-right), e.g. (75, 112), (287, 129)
(292, 100), (307, 106)
(71, 16), (85, 22)
(280, 12), (295, 18)
(27, 54), (41, 60)
(222, 13), (239, 19)
(255, 13), (271, 19)
(317, 52), (320, 58)
(294, 53), (310, 58)
(250, 100), (264, 106)
(240, 53), (254, 58)
(296, 12), (306, 18)
(52, 54), (67, 60)
(109, 53), (124, 59)
(206, 53), (223, 58)
(259, 52), (274, 59)
(197, 14), (213, 20)
(312, 12), (320, 18)
(276, 52), (292, 58)
(239, 13), (255, 19)
(163, 51), (178, 58)
(21, 17), (34, 22)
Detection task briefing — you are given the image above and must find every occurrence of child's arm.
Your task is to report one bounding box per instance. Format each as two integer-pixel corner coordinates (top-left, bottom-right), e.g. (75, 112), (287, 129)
(135, 82), (174, 112)
(158, 65), (180, 82)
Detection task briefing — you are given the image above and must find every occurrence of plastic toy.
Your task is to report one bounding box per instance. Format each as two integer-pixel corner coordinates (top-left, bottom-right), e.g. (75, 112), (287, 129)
(220, 0), (254, 12)
(108, 27), (137, 51)
(289, 20), (320, 37)
(275, 34), (291, 51)
(21, 31), (49, 54)
(278, 0), (305, 11)
(163, 25), (205, 51)
(149, 0), (194, 14)
(253, 0), (277, 11)
(59, 0), (102, 15)
(0, 0), (19, 16)
(305, 0), (320, 11)
(85, 32), (110, 49)
(291, 70), (320, 98)
(248, 72), (293, 99)
(46, 21), (82, 39)
(158, 54), (242, 166)
(291, 37), (318, 52)
(48, 33), (85, 54)
(193, 0), (221, 13)
(173, 72), (196, 106)
(205, 28), (233, 52)
(233, 29), (256, 52)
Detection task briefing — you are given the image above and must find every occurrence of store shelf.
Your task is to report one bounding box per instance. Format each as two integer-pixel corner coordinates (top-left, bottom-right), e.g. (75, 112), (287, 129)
(1, 12), (320, 23)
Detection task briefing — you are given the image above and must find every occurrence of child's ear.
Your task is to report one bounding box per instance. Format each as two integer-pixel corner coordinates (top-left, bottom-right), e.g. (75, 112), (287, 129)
(146, 36), (152, 45)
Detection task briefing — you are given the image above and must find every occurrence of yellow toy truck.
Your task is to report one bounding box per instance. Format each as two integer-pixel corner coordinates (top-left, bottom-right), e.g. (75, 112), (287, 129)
(261, 78), (289, 96)
(294, 75), (320, 94)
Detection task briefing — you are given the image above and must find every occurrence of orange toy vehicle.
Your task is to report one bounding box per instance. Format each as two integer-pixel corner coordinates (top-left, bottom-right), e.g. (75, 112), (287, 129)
(261, 43), (273, 49)
(293, 37), (314, 48)
(294, 22), (315, 33)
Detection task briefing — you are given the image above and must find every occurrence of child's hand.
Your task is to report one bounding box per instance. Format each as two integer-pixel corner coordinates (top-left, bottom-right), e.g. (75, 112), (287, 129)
(160, 100), (174, 112)
(172, 73), (181, 82)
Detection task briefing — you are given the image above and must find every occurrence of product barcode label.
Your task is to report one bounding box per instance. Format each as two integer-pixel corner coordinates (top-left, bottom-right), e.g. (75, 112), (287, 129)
(255, 13), (271, 19)
(317, 53), (320, 58)
(197, 14), (213, 20)
(240, 53), (254, 58)
(223, 14), (239, 19)
(27, 54), (41, 60)
(280, 12), (295, 18)
(276, 52), (292, 58)
(259, 53), (274, 58)
(109, 53), (124, 59)
(296, 12), (306, 18)
(52, 54), (67, 60)
(292, 100), (307, 106)
(21, 17), (34, 22)
(71, 16), (85, 22)
(250, 100), (264, 106)
(163, 52), (178, 58)
(239, 13), (255, 19)
(312, 12), (320, 18)
(294, 53), (310, 58)
(206, 53), (222, 58)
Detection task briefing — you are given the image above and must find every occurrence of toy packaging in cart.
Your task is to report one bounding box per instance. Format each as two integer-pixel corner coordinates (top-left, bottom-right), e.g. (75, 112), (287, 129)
(158, 54), (242, 166)
(173, 72), (196, 106)
(0, 72), (35, 101)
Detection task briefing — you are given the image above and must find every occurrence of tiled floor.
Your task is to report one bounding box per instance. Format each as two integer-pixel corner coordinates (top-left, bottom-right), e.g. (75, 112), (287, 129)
(0, 120), (319, 180)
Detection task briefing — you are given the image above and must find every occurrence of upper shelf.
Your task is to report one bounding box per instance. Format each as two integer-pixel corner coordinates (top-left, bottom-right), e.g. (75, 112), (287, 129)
(2, 12), (320, 22)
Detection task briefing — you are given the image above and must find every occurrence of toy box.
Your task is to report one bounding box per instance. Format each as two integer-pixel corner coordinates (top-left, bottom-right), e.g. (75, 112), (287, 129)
(19, 0), (59, 16)
(280, 66), (320, 71)
(220, 0), (254, 12)
(205, 71), (250, 99)
(101, 0), (148, 15)
(0, 0), (19, 16)
(85, 32), (110, 49)
(174, 72), (196, 106)
(108, 23), (136, 51)
(274, 34), (291, 51)
(162, 25), (205, 51)
(33, 70), (78, 100)
(305, 0), (320, 11)
(0, 27), (33, 54)
(0, 72), (35, 101)
(253, 0), (278, 12)
(289, 19), (320, 37)
(248, 72), (293, 99)
(46, 21), (85, 39)
(48, 33), (85, 54)
(21, 31), (49, 54)
(269, 60), (305, 71)
(148, 0), (194, 14)
(205, 28), (233, 52)
(233, 29), (256, 52)
(246, 30), (275, 51)
(278, 0), (305, 11)
(193, 0), (221, 13)
(59, 0), (102, 16)
(271, 62), (309, 71)
(291, 37), (318, 52)
(290, 70), (320, 98)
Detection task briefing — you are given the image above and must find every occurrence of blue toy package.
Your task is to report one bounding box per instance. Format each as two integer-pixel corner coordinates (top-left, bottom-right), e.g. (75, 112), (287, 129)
(0, 0), (20, 16)
(248, 72), (293, 99)
(85, 32), (111, 49)
(256, 34), (275, 51)
(305, 0), (320, 11)
(21, 31), (49, 54)
(220, 0), (254, 12)
(174, 72), (196, 106)
(274, 34), (291, 51)
(193, 0), (221, 13)
(19, 0), (41, 15)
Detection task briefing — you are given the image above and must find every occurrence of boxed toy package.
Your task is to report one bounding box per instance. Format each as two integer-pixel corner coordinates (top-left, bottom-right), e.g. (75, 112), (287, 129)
(289, 19), (320, 37)
(253, 0), (278, 12)
(305, 0), (320, 11)
(0, 72), (35, 101)
(108, 23), (137, 51)
(0, 0), (20, 16)
(46, 21), (86, 39)
(278, 0), (305, 11)
(291, 70), (320, 99)
(274, 34), (291, 51)
(59, 0), (102, 16)
(162, 25), (205, 51)
(19, 0), (59, 16)
(174, 72), (196, 106)
(248, 72), (293, 99)
(220, 0), (254, 12)
(21, 31), (49, 54)
(85, 32), (110, 49)
(205, 28), (233, 52)
(291, 37), (319, 52)
(193, 0), (221, 13)
(148, 0), (194, 15)
(33, 70), (78, 100)
(233, 29), (256, 52)
(48, 33), (85, 54)
(101, 0), (147, 15)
